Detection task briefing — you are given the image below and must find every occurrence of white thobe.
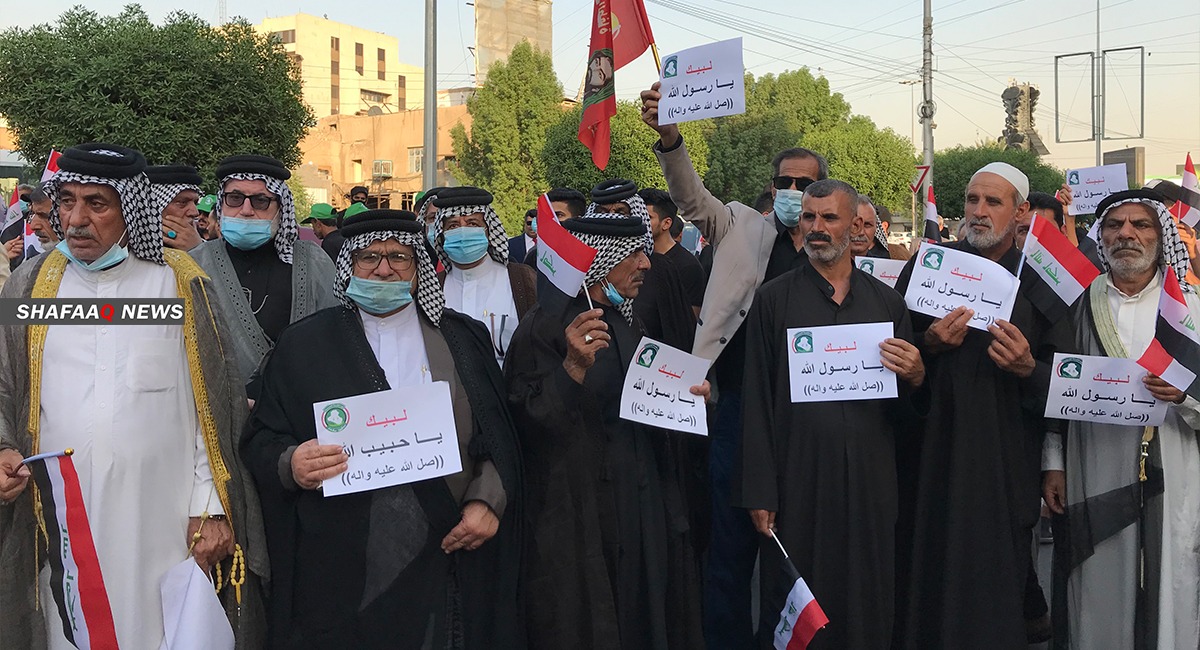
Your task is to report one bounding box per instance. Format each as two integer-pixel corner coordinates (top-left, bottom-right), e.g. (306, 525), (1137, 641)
(360, 305), (431, 387)
(1044, 270), (1200, 649)
(37, 257), (221, 650)
(443, 258), (517, 365)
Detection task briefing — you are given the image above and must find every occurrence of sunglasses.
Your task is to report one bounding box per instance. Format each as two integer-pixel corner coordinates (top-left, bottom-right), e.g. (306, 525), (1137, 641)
(223, 192), (278, 211)
(772, 176), (816, 191)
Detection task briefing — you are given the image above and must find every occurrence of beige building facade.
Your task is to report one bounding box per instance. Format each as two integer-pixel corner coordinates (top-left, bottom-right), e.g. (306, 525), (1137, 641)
(298, 104), (471, 210)
(475, 0), (553, 83)
(256, 14), (425, 116)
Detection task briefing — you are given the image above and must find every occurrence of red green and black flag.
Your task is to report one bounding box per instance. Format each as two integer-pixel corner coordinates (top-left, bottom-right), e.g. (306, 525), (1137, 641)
(578, 1), (618, 169)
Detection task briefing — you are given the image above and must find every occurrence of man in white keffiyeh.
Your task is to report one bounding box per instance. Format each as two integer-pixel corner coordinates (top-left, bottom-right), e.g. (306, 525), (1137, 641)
(1043, 187), (1200, 650)
(190, 154), (339, 395)
(431, 186), (537, 366)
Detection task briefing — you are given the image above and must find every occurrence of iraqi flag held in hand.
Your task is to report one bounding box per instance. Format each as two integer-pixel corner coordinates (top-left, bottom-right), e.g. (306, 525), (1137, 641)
(1020, 213), (1100, 323)
(1171, 153), (1200, 228)
(1137, 266), (1200, 400)
(42, 149), (62, 182)
(25, 449), (119, 650)
(535, 193), (597, 298)
(771, 533), (828, 650)
(923, 185), (942, 242)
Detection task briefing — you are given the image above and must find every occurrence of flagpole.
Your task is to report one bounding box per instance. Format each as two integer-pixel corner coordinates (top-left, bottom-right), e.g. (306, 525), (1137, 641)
(20, 448), (73, 465)
(583, 282), (596, 310)
(769, 529), (790, 560)
(650, 42), (662, 74)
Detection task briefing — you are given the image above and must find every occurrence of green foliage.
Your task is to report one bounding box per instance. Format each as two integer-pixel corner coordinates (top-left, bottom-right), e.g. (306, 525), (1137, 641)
(541, 101), (709, 199)
(0, 5), (314, 179)
(932, 144), (1065, 218)
(800, 116), (915, 212)
(286, 174), (313, 224)
(450, 41), (564, 235)
(704, 69), (850, 205)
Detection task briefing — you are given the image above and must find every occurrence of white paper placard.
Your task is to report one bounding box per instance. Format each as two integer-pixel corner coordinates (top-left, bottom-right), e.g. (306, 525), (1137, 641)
(787, 322), (897, 403)
(1045, 353), (1167, 426)
(854, 256), (907, 288)
(904, 241), (1019, 330)
(1066, 163), (1128, 216)
(313, 381), (463, 496)
(620, 337), (711, 435)
(658, 37), (746, 125)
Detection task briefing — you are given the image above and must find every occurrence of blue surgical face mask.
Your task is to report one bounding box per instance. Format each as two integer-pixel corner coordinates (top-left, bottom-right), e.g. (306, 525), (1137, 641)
(346, 276), (414, 315)
(602, 280), (626, 306)
(426, 228), (437, 247)
(221, 216), (275, 250)
(55, 234), (128, 272)
(530, 218), (537, 234)
(442, 226), (489, 265)
(774, 189), (803, 228)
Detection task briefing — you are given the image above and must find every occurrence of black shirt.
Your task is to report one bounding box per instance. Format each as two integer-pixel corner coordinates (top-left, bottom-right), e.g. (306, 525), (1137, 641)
(714, 215), (808, 393)
(321, 229), (346, 262)
(664, 243), (707, 308)
(226, 242), (292, 344)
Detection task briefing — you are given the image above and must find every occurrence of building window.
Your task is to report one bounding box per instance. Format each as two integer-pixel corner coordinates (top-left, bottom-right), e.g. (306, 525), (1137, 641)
(377, 48), (386, 81)
(360, 89), (389, 104)
(372, 160), (393, 178)
(352, 159), (363, 181)
(355, 43), (364, 75)
(331, 83), (340, 114)
(408, 147), (424, 174)
(271, 30), (295, 44)
(331, 37), (339, 51)
(330, 40), (340, 115)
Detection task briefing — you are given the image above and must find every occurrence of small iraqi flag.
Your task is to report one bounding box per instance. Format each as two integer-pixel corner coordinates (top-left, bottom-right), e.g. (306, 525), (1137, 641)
(1171, 153), (1200, 228)
(1137, 266), (1200, 399)
(41, 149), (62, 182)
(25, 449), (119, 650)
(535, 193), (597, 299)
(1020, 213), (1100, 323)
(772, 533), (828, 650)
(923, 185), (941, 242)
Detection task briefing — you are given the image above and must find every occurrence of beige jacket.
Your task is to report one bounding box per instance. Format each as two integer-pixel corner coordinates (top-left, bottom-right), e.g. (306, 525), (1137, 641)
(655, 139), (780, 363)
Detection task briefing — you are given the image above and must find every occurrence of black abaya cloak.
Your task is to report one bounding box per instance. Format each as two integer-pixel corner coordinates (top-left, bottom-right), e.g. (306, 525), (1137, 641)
(893, 239), (1070, 649)
(735, 264), (920, 650)
(505, 296), (704, 650)
(242, 307), (523, 650)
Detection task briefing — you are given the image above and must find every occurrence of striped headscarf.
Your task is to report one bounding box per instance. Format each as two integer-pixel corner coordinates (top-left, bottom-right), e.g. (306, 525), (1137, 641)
(1096, 192), (1193, 292)
(46, 143), (164, 265)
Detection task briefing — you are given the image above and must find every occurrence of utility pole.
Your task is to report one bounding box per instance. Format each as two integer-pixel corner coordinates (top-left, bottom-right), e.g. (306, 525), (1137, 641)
(422, 0), (438, 191)
(1093, 0), (1103, 166)
(917, 0), (935, 238)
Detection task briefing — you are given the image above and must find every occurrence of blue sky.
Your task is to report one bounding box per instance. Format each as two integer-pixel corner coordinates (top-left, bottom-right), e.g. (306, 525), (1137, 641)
(4, 0), (1198, 176)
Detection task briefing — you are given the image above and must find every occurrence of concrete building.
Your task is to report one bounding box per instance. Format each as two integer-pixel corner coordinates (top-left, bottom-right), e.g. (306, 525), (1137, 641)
(256, 14), (425, 116)
(298, 104), (470, 210)
(475, 0), (553, 82)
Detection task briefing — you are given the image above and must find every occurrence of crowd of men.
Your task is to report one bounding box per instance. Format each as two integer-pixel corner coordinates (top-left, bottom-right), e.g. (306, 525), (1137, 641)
(0, 77), (1195, 650)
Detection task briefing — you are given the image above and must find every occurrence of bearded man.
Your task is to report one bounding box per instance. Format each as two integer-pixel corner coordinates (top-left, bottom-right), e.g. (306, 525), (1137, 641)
(1043, 189), (1200, 649)
(894, 162), (1072, 649)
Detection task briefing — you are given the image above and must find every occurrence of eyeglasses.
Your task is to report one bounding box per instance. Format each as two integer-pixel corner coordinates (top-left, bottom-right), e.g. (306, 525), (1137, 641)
(772, 176), (816, 191)
(223, 192), (278, 211)
(353, 251), (414, 271)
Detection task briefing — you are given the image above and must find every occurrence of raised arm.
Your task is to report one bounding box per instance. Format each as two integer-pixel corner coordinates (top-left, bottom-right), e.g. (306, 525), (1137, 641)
(641, 82), (739, 246)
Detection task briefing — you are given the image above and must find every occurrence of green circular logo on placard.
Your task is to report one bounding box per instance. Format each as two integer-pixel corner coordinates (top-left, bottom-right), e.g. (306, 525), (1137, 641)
(1056, 357), (1083, 379)
(322, 403), (349, 432)
(792, 332), (814, 354)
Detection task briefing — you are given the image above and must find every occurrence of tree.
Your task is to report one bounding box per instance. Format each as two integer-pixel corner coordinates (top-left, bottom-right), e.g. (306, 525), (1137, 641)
(450, 42), (564, 234)
(931, 143), (1065, 218)
(542, 101), (709, 199)
(704, 69), (851, 205)
(800, 115), (915, 211)
(0, 6), (314, 181)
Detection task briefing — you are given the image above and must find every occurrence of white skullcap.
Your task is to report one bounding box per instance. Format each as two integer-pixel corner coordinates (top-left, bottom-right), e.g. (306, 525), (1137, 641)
(970, 162), (1030, 203)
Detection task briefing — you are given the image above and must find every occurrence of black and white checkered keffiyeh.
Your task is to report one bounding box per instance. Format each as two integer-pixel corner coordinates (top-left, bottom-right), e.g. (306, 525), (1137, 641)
(46, 155), (164, 265)
(1097, 196), (1194, 292)
(585, 192), (653, 256)
(334, 230), (445, 326)
(875, 223), (889, 249)
(431, 203), (509, 267)
(149, 182), (202, 217)
(218, 173), (298, 263)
